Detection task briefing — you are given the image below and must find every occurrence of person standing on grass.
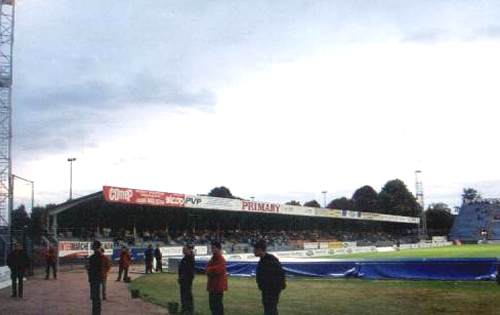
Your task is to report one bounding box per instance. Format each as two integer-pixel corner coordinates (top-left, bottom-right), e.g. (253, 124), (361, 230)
(154, 243), (163, 272)
(7, 243), (29, 299)
(100, 248), (112, 300)
(145, 244), (154, 274)
(254, 239), (286, 315)
(88, 240), (103, 315)
(45, 245), (57, 280)
(116, 246), (131, 281)
(206, 240), (227, 315)
(178, 244), (195, 315)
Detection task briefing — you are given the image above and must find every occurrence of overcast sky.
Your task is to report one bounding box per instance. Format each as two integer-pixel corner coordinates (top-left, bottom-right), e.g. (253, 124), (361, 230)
(11, 0), (500, 210)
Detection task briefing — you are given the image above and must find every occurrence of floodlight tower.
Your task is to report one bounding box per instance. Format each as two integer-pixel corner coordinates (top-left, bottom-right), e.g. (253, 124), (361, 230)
(415, 170), (427, 239)
(0, 0), (15, 230)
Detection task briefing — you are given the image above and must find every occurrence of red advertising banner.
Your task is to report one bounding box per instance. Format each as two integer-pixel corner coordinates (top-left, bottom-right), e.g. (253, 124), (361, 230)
(103, 186), (185, 207)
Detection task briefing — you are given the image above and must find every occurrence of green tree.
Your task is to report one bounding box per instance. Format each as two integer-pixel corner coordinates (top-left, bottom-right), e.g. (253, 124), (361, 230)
(29, 205), (50, 240)
(285, 200), (301, 206)
(208, 186), (234, 198)
(304, 200), (321, 208)
(11, 204), (31, 231)
(352, 185), (378, 212)
(378, 179), (421, 217)
(425, 203), (455, 235)
(327, 197), (355, 210)
(462, 188), (481, 203)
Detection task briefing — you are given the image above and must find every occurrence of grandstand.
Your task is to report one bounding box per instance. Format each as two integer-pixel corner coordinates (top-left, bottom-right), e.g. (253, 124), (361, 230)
(449, 198), (500, 242)
(44, 185), (420, 261)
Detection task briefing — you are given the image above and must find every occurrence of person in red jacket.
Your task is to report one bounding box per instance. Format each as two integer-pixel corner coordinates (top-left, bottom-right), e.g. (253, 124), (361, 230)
(206, 240), (227, 315)
(116, 246), (131, 282)
(45, 245), (57, 280)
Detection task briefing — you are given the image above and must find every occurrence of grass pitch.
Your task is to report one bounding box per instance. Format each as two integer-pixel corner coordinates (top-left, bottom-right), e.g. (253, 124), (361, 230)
(130, 245), (500, 315)
(131, 273), (500, 315)
(318, 244), (500, 260)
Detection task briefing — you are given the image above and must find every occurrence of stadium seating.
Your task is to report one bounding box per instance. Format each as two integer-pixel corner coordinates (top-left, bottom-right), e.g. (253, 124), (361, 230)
(449, 202), (500, 241)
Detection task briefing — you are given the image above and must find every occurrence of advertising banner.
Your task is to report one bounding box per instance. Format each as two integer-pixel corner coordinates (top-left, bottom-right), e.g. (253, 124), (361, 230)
(161, 246), (183, 257)
(328, 242), (344, 249)
(195, 245), (208, 256)
(241, 201), (281, 214)
(280, 205), (316, 217)
(184, 195), (243, 212)
(432, 236), (448, 243)
(316, 208), (343, 218)
(101, 186), (420, 224)
(303, 242), (319, 249)
(103, 186), (185, 208)
(341, 209), (362, 219)
(58, 241), (113, 259)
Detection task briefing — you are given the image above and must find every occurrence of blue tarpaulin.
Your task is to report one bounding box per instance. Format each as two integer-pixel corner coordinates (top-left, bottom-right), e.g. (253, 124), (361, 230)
(193, 258), (498, 281)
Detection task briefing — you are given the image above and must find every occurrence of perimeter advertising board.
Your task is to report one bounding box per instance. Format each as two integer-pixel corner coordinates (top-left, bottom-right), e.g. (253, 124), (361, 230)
(58, 241), (113, 258)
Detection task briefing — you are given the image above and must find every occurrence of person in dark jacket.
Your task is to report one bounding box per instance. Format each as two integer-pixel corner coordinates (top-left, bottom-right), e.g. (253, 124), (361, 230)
(206, 240), (227, 315)
(144, 244), (154, 274)
(178, 244), (195, 315)
(7, 243), (29, 298)
(154, 243), (163, 272)
(254, 239), (286, 315)
(87, 240), (103, 315)
(45, 245), (57, 280)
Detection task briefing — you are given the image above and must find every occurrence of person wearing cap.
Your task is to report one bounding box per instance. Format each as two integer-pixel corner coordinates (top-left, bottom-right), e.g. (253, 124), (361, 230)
(7, 243), (29, 298)
(254, 239), (286, 315)
(100, 248), (112, 300)
(178, 244), (195, 315)
(45, 245), (57, 280)
(206, 240), (227, 315)
(87, 240), (103, 315)
(116, 246), (131, 281)
(154, 243), (163, 272)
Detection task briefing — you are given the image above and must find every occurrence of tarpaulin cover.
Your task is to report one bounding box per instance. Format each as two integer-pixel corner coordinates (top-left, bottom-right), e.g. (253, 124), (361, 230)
(193, 258), (498, 281)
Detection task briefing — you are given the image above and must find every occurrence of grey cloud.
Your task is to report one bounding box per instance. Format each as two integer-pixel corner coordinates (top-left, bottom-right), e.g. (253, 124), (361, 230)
(13, 74), (216, 156)
(404, 25), (500, 43)
(404, 30), (448, 43)
(12, 0), (500, 158)
(18, 75), (216, 111)
(474, 25), (500, 39)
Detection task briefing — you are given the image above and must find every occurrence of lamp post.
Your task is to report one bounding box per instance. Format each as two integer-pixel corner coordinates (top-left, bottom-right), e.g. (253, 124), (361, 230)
(67, 158), (76, 200)
(321, 191), (327, 208)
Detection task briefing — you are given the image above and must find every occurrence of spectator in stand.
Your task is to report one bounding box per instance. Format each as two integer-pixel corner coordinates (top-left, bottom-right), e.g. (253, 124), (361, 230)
(154, 243), (163, 272)
(100, 248), (112, 300)
(45, 245), (57, 280)
(206, 240), (227, 315)
(116, 246), (131, 282)
(7, 243), (29, 299)
(254, 239), (286, 315)
(178, 244), (195, 315)
(145, 244), (154, 274)
(87, 240), (103, 315)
